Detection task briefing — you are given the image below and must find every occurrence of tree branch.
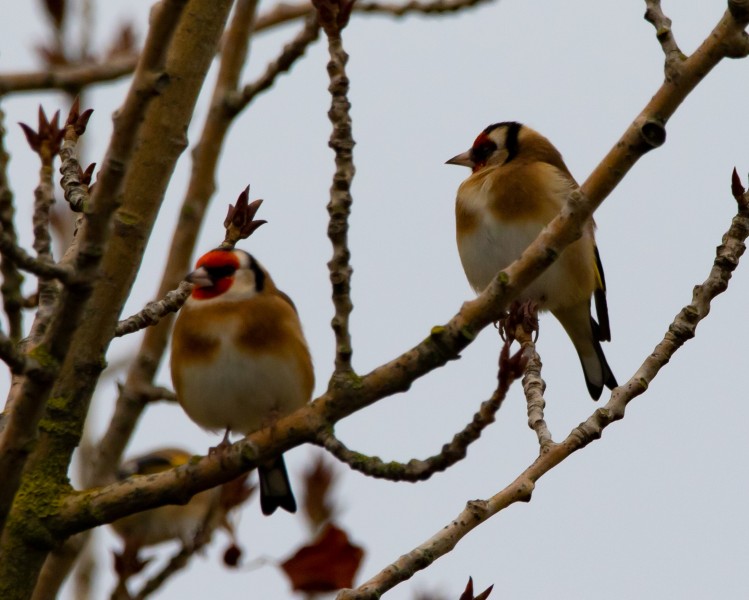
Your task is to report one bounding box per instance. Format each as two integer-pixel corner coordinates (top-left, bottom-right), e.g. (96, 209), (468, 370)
(114, 282), (192, 337)
(0, 56), (138, 95)
(254, 0), (494, 30)
(0, 236), (73, 282)
(644, 0), (684, 81)
(0, 109), (24, 341)
(226, 13), (321, 117)
(517, 326), (553, 449)
(315, 0), (357, 375)
(584, 4), (749, 204)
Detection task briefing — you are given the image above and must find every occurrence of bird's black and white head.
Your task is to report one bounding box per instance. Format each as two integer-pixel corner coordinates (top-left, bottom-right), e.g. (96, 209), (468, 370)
(446, 121), (525, 172)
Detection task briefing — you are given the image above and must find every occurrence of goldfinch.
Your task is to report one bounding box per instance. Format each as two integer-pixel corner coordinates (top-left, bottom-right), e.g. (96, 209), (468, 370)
(447, 121), (617, 399)
(170, 248), (314, 514)
(111, 448), (223, 551)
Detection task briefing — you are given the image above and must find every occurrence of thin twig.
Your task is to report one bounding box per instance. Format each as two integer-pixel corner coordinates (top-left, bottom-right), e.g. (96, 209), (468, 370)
(0, 56), (138, 95)
(23, 108), (64, 335)
(644, 0), (685, 81)
(0, 236), (73, 282)
(254, 0), (493, 30)
(114, 282), (192, 337)
(516, 325), (553, 449)
(316, 343), (524, 480)
(315, 0), (357, 375)
(0, 0), (495, 96)
(0, 109), (24, 341)
(227, 13), (321, 116)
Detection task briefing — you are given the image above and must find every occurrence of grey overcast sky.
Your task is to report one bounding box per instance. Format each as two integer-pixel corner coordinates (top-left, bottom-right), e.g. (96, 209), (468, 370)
(2, 1), (749, 599)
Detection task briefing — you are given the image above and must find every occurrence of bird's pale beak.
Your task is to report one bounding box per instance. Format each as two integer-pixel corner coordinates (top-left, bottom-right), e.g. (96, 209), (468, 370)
(445, 150), (474, 168)
(185, 266), (214, 288)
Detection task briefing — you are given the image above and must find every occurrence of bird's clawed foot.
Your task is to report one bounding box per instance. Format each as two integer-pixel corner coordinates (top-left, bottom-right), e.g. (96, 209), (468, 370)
(209, 428), (233, 460)
(498, 300), (539, 345)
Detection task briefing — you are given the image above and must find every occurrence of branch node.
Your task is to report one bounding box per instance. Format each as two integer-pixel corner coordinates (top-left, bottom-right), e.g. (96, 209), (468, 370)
(638, 119), (666, 151)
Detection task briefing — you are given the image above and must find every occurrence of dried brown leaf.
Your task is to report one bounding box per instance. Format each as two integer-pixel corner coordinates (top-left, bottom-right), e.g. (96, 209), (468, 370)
(281, 524), (364, 592)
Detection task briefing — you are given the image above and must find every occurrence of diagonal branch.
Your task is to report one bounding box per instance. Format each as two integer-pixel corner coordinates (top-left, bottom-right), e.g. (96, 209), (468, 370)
(227, 13), (321, 117)
(114, 282), (192, 337)
(337, 175), (749, 600)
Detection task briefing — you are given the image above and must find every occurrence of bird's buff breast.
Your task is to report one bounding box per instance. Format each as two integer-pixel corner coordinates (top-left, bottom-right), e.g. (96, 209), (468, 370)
(174, 333), (309, 435)
(457, 210), (592, 311)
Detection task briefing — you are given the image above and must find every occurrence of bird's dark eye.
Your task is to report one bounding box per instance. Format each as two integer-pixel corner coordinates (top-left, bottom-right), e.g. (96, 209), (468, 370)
(206, 264), (236, 280)
(471, 140), (497, 166)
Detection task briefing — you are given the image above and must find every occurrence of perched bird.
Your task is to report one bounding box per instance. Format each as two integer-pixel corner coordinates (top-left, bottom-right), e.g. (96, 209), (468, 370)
(447, 121), (617, 399)
(111, 448), (223, 552)
(171, 248), (314, 514)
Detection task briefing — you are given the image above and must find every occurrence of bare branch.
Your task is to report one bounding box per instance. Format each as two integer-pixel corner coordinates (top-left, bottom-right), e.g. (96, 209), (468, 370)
(0, 0), (495, 97)
(114, 281), (192, 337)
(0, 57), (137, 95)
(0, 331), (29, 374)
(227, 13), (321, 117)
(20, 106), (65, 341)
(0, 236), (73, 282)
(517, 326), (553, 449)
(48, 173), (748, 540)
(314, 0), (356, 375)
(254, 0), (494, 30)
(585, 5), (749, 204)
(0, 109), (24, 341)
(644, 0), (684, 80)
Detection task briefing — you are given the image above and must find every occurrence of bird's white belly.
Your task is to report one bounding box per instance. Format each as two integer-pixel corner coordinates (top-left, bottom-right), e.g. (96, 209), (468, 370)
(458, 215), (578, 310)
(177, 340), (307, 435)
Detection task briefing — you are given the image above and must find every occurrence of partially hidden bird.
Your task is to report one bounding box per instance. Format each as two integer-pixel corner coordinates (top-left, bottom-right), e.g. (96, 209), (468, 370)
(111, 447), (224, 550)
(447, 121), (617, 399)
(171, 248), (314, 514)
